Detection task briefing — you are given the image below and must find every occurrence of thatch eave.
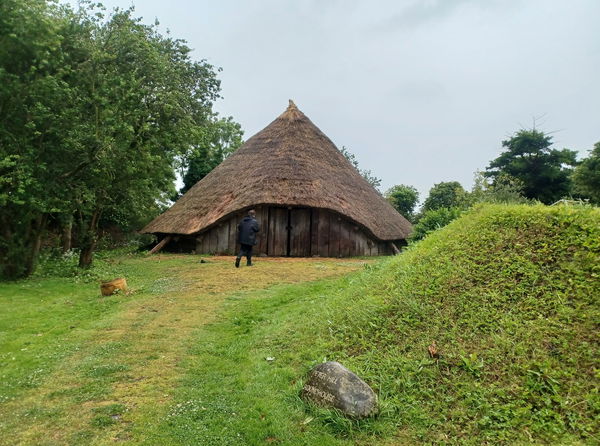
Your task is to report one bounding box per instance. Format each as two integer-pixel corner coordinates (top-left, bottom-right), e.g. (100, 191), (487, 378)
(144, 202), (408, 243)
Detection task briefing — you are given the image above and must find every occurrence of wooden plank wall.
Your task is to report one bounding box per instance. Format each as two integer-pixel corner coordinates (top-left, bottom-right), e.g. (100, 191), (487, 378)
(193, 206), (396, 257)
(227, 214), (238, 255)
(268, 207), (288, 256)
(290, 208), (311, 256)
(340, 219), (352, 257)
(316, 209), (330, 256)
(328, 212), (341, 257)
(310, 208), (320, 255)
(255, 206), (269, 256)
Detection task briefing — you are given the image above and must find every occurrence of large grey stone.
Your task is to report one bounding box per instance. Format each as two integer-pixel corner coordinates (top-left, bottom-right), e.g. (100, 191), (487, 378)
(301, 361), (378, 418)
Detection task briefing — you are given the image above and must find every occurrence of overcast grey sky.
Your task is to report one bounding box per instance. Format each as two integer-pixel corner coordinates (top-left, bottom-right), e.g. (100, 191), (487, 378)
(68, 0), (600, 198)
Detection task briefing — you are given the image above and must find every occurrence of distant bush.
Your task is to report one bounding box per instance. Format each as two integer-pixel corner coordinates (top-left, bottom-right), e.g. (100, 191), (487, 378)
(411, 174), (530, 241)
(95, 231), (156, 252)
(421, 181), (469, 212)
(409, 207), (463, 241)
(34, 247), (140, 282)
(385, 184), (419, 222)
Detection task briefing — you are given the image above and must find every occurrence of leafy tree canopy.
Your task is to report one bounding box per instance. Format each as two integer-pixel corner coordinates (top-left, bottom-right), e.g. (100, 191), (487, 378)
(385, 184), (419, 222)
(422, 181), (468, 212)
(485, 129), (578, 204)
(179, 117), (243, 196)
(0, 1), (231, 277)
(470, 171), (528, 205)
(409, 207), (463, 242)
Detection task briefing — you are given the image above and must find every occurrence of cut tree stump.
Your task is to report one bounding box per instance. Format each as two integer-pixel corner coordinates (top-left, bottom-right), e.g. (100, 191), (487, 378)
(100, 278), (128, 296)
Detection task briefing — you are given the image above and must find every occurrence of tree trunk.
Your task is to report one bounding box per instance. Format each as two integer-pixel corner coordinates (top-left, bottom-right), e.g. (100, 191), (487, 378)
(0, 214), (18, 279)
(25, 214), (48, 276)
(78, 241), (96, 269)
(78, 208), (101, 269)
(61, 216), (73, 253)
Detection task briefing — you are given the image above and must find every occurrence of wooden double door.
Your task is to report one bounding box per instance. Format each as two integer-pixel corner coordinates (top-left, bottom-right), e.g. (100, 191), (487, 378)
(267, 207), (311, 256)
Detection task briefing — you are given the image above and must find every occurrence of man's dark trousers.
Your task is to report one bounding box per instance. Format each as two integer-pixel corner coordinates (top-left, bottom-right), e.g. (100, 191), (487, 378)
(237, 243), (253, 266)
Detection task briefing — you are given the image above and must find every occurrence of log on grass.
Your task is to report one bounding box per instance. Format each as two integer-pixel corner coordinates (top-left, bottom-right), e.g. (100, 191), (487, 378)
(148, 235), (172, 255)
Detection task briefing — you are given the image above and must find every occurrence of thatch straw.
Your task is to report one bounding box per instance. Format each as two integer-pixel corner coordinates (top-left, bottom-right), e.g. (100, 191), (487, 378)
(142, 100), (411, 241)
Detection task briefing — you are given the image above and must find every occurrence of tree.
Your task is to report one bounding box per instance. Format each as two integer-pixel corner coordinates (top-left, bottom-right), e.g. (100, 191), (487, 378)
(572, 142), (600, 204)
(0, 2), (225, 277)
(0, 0), (75, 277)
(385, 184), (419, 221)
(65, 6), (224, 269)
(485, 129), (578, 204)
(422, 181), (468, 212)
(469, 171), (528, 205)
(339, 146), (382, 190)
(180, 116), (243, 195)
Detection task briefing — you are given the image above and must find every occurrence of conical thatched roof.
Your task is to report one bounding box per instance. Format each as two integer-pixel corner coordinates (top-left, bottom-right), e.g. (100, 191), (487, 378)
(142, 101), (411, 240)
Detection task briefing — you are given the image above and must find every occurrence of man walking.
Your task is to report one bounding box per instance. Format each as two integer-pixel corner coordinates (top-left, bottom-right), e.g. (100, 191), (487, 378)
(236, 209), (260, 267)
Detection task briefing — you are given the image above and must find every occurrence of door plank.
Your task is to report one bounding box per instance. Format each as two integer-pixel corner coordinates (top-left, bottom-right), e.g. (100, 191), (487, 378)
(268, 207), (288, 256)
(317, 209), (330, 257)
(290, 208), (311, 256)
(328, 213), (341, 257)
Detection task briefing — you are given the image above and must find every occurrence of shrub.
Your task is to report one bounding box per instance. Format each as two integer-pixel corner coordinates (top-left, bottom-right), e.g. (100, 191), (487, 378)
(409, 207), (463, 241)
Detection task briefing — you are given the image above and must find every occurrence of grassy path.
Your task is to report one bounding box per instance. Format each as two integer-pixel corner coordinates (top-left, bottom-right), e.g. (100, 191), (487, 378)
(138, 268), (398, 446)
(0, 255), (369, 445)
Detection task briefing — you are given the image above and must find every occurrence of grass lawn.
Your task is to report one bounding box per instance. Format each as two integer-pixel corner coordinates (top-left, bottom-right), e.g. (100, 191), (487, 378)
(3, 204), (597, 445)
(0, 253), (375, 445)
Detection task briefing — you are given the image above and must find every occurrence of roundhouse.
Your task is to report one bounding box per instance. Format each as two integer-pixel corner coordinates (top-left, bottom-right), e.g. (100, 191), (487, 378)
(141, 101), (412, 256)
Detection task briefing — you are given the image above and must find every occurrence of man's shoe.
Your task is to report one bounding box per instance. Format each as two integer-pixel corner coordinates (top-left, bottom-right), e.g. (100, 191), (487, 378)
(235, 257), (240, 268)
(247, 261), (252, 267)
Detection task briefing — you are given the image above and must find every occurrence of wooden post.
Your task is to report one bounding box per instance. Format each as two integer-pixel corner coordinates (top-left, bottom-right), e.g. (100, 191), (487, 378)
(149, 235), (172, 255)
(389, 242), (400, 255)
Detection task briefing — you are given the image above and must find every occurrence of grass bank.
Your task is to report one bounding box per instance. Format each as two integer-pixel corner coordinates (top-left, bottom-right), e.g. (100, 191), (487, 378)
(323, 203), (599, 444)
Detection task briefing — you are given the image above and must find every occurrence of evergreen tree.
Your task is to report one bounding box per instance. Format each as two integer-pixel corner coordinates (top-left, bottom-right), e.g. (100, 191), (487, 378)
(485, 129), (577, 204)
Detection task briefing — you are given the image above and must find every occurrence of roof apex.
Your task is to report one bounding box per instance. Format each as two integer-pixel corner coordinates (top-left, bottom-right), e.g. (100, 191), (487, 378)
(279, 99), (303, 121)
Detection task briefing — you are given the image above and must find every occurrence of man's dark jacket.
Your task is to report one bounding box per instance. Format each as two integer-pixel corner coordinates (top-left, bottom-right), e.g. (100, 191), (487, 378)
(238, 216), (260, 245)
